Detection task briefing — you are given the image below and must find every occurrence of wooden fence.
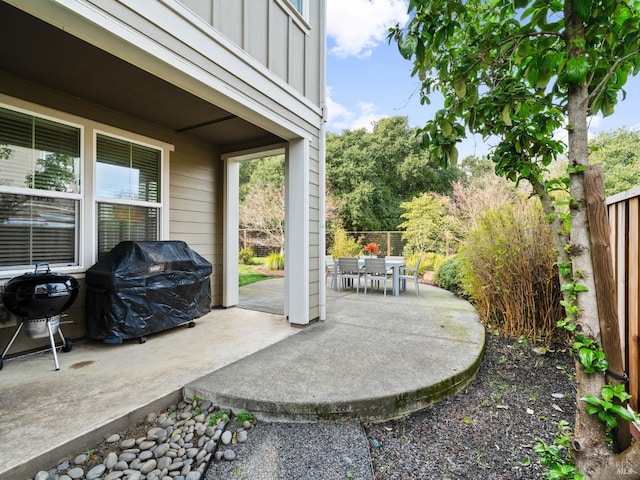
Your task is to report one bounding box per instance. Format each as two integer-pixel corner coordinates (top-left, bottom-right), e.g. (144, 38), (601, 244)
(607, 186), (640, 410)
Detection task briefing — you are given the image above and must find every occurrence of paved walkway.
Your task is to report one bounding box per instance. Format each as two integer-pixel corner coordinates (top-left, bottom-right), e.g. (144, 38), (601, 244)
(0, 278), (484, 479)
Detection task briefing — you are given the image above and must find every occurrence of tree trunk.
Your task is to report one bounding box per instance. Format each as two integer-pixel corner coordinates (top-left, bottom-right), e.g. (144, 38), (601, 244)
(564, 1), (613, 475)
(531, 179), (572, 296)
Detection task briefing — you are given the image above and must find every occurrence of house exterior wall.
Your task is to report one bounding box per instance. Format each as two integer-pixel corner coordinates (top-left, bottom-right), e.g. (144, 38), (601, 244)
(0, 0), (325, 352)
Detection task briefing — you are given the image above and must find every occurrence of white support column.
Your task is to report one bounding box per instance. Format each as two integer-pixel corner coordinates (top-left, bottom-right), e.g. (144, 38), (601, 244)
(223, 158), (240, 307)
(285, 138), (310, 325)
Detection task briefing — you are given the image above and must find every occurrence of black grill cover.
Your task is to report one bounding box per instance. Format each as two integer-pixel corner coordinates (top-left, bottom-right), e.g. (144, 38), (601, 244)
(85, 241), (212, 341)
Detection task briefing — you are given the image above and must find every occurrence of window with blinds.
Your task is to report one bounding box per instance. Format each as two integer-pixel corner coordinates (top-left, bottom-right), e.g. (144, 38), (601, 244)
(0, 107), (80, 270)
(95, 134), (161, 259)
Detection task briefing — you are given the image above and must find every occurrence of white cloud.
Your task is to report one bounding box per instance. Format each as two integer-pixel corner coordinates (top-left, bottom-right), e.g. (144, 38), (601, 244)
(326, 88), (384, 132)
(327, 0), (409, 58)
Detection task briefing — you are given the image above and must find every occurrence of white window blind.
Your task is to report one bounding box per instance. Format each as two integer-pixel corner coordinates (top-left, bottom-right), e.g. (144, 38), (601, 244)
(0, 107), (80, 270)
(95, 134), (161, 259)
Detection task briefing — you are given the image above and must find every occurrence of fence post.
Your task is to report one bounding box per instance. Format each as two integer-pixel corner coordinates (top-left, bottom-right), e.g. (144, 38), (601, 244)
(585, 164), (631, 451)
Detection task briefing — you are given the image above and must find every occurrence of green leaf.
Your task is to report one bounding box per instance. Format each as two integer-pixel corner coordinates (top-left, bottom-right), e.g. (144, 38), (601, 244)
(584, 404), (600, 415)
(579, 348), (596, 368)
(400, 34), (418, 59)
(502, 104), (513, 126)
(566, 57), (589, 83)
(581, 395), (602, 407)
(574, 0), (592, 22)
(610, 405), (635, 422)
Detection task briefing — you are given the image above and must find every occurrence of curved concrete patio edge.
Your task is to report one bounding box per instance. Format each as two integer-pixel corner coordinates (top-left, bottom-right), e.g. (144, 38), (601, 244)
(185, 343), (484, 422)
(185, 281), (486, 422)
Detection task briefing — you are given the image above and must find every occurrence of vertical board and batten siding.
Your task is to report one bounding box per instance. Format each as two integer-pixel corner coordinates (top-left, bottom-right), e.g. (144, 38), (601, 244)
(179, 0), (323, 103)
(607, 186), (640, 410)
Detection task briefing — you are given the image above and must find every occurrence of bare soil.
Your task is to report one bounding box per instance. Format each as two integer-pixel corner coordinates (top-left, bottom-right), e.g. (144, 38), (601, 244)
(365, 332), (577, 479)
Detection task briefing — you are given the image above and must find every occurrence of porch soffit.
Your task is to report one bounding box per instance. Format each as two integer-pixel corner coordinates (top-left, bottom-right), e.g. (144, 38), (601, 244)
(0, 1), (283, 152)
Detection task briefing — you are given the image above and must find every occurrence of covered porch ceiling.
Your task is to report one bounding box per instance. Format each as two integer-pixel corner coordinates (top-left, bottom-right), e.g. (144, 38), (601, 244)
(0, 1), (284, 152)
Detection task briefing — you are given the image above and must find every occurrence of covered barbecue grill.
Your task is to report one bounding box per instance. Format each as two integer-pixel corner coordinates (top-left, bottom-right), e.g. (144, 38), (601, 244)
(1, 263), (79, 371)
(85, 240), (212, 344)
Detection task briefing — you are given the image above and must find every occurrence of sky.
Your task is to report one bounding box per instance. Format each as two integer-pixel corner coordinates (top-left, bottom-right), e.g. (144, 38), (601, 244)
(325, 0), (640, 159)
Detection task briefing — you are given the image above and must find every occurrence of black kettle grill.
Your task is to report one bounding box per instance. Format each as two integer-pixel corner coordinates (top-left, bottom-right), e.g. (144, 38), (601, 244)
(1, 263), (79, 371)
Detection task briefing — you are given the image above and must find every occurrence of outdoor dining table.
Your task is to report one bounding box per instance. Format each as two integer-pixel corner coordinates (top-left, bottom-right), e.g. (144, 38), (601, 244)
(333, 257), (406, 296)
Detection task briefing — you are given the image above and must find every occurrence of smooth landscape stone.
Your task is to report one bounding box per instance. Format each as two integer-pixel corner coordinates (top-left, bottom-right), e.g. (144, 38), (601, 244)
(86, 463), (106, 480)
(214, 451), (224, 461)
(34, 472), (49, 480)
(118, 451), (137, 463)
(237, 430), (248, 443)
(73, 454), (86, 465)
(139, 450), (154, 461)
(243, 420), (253, 429)
(127, 472), (141, 480)
(157, 456), (172, 470)
(114, 460), (128, 471)
(139, 440), (157, 450)
(145, 412), (158, 423)
(186, 472), (202, 480)
(57, 460), (70, 471)
(120, 438), (136, 449)
(66, 467), (84, 479)
(104, 472), (124, 480)
(221, 431), (232, 445)
(106, 433), (121, 443)
(186, 448), (199, 458)
(154, 443), (171, 458)
(140, 459), (158, 475)
(105, 451), (118, 469)
(223, 450), (236, 461)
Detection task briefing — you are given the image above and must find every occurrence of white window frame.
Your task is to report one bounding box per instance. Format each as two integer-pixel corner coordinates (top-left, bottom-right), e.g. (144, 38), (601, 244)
(93, 129), (167, 261)
(0, 101), (84, 278)
(277, 0), (311, 30)
(0, 95), (172, 280)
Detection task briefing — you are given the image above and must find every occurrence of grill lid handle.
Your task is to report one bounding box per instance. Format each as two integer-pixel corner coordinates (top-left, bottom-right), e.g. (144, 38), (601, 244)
(34, 263), (51, 275)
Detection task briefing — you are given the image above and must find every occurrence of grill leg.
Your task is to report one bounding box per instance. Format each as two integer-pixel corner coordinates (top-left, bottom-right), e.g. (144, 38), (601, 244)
(47, 317), (60, 371)
(1, 321), (24, 359)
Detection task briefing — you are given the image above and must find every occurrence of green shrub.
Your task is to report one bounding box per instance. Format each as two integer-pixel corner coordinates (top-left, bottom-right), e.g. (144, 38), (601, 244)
(329, 226), (362, 258)
(406, 251), (446, 274)
(458, 201), (564, 342)
(265, 252), (284, 270)
(239, 247), (255, 265)
(435, 256), (463, 295)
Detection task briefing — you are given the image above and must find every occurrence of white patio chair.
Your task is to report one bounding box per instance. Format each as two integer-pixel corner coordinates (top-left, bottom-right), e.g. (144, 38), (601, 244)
(399, 258), (422, 296)
(337, 257), (363, 293)
(363, 257), (392, 296)
(325, 255), (336, 288)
